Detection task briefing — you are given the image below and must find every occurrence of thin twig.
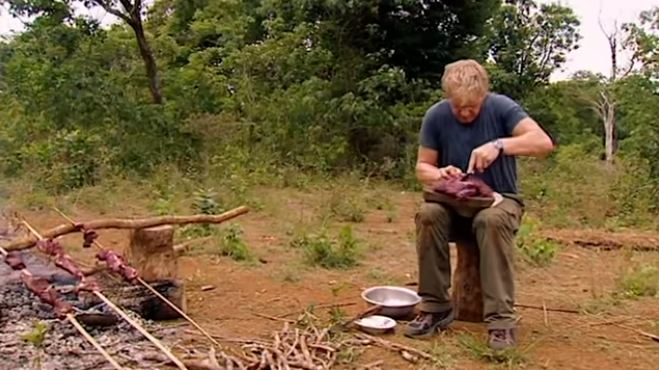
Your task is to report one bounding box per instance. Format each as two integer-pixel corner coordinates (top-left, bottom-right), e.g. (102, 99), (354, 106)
(615, 324), (659, 343)
(515, 303), (580, 314)
(281, 302), (357, 317)
(253, 312), (296, 323)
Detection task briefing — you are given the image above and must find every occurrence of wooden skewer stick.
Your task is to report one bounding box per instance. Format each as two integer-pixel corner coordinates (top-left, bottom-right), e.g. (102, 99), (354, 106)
(52, 207), (225, 350)
(21, 220), (189, 370)
(0, 247), (125, 370)
(66, 314), (126, 370)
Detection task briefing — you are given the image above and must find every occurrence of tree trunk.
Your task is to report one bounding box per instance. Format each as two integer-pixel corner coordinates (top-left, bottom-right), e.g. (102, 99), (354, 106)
(124, 225), (186, 320)
(604, 115), (615, 163)
(603, 92), (616, 163)
(451, 240), (483, 322)
(130, 21), (163, 104)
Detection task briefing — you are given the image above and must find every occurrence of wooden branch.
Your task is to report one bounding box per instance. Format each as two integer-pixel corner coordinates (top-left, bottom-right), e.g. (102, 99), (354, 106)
(5, 206), (249, 251)
(615, 324), (659, 343)
(514, 303), (580, 314)
(92, 0), (132, 24)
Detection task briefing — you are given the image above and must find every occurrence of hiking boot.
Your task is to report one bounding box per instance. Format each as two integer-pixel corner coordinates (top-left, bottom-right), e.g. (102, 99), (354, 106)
(404, 309), (454, 338)
(488, 327), (517, 350)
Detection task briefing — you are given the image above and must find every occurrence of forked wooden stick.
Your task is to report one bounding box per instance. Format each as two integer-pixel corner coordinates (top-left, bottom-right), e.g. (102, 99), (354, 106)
(21, 220), (188, 370)
(0, 247), (125, 370)
(52, 207), (226, 351)
(6, 206), (249, 251)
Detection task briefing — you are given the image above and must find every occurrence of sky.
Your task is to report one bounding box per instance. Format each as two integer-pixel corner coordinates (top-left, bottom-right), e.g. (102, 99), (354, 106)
(0, 0), (657, 81)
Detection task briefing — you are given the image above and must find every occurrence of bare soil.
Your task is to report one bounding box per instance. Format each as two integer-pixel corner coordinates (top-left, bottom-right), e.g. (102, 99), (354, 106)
(12, 186), (659, 370)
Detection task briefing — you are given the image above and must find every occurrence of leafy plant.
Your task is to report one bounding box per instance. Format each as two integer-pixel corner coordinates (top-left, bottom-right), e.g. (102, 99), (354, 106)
(217, 224), (253, 262)
(616, 264), (659, 298)
(292, 226), (362, 269)
(515, 216), (559, 267)
(457, 332), (527, 368)
(22, 321), (49, 347)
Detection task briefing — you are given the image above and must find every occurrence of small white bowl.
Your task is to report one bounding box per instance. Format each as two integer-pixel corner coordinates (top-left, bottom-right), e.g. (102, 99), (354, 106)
(354, 315), (397, 335)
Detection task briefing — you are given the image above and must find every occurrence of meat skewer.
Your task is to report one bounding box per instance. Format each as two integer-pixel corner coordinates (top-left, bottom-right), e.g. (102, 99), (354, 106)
(52, 207), (227, 351)
(0, 247), (125, 370)
(21, 220), (189, 370)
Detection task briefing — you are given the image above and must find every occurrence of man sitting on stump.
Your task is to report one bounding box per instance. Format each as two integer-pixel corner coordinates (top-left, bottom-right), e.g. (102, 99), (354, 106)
(405, 59), (555, 349)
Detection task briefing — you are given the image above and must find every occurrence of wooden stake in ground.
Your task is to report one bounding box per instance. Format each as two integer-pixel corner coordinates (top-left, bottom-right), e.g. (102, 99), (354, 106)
(0, 247), (125, 370)
(6, 206), (250, 251)
(52, 207), (226, 350)
(124, 225), (187, 319)
(20, 220), (189, 370)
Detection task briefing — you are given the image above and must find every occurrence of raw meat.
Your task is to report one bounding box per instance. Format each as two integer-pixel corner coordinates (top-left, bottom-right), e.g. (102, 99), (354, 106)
(21, 272), (73, 318)
(37, 239), (85, 279)
(5, 251), (26, 270)
(433, 173), (494, 200)
(96, 250), (139, 283)
(82, 229), (98, 249)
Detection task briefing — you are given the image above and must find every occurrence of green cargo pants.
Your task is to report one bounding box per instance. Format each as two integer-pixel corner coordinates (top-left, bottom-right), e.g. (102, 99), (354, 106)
(415, 196), (524, 328)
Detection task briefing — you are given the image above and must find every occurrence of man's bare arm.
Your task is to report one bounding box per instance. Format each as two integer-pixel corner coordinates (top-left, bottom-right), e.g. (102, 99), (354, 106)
(500, 117), (555, 158)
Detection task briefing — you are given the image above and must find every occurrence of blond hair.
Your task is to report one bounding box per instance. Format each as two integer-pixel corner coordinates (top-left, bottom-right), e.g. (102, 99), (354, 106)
(441, 59), (490, 100)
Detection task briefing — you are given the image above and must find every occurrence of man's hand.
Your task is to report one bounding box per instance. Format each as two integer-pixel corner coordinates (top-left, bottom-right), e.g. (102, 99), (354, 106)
(468, 141), (501, 173)
(437, 165), (462, 180)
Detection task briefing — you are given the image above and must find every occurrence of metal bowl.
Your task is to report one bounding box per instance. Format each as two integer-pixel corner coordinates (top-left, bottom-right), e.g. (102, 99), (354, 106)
(361, 286), (421, 319)
(353, 315), (397, 335)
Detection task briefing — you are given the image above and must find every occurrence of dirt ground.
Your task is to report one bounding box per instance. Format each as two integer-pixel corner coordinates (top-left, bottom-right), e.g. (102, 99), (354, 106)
(15, 186), (659, 370)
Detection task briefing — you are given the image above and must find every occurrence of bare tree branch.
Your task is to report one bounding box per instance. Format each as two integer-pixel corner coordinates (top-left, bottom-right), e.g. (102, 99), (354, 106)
(118, 0), (133, 15)
(91, 0), (131, 24)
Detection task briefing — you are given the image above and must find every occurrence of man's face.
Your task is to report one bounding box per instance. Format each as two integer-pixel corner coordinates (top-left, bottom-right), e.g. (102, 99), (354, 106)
(449, 94), (485, 124)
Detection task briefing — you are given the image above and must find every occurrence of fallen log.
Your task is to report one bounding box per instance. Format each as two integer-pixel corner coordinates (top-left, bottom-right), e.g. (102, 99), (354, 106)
(540, 229), (659, 252)
(5, 206), (249, 251)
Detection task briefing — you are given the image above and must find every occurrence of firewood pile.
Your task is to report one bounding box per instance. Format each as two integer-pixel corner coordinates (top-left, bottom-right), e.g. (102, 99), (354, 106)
(168, 311), (437, 370)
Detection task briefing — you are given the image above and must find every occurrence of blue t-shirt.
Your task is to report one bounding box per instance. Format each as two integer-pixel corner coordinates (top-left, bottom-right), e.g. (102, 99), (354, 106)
(419, 93), (528, 194)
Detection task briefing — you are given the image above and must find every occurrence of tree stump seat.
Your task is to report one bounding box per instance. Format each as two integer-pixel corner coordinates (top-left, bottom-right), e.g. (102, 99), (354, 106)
(448, 219), (483, 323)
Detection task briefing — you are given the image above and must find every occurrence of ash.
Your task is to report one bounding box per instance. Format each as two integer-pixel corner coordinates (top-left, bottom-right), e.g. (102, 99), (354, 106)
(0, 284), (183, 370)
(0, 282), (181, 370)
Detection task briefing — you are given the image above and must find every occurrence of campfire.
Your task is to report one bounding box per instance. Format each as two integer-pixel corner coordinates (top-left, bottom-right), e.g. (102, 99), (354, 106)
(0, 207), (249, 370)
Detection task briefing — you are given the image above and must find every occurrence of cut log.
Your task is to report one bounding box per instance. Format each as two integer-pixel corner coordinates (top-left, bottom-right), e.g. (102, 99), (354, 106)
(451, 238), (483, 323)
(5, 206), (249, 251)
(124, 225), (186, 320)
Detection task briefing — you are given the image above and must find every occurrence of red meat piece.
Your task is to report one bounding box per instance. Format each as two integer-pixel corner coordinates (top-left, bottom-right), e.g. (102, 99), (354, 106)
(5, 251), (26, 270)
(82, 229), (98, 249)
(96, 250), (139, 283)
(21, 273), (73, 318)
(433, 173), (494, 200)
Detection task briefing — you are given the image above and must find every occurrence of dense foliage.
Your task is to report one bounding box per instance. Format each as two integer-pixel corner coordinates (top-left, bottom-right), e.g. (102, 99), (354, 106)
(0, 0), (658, 226)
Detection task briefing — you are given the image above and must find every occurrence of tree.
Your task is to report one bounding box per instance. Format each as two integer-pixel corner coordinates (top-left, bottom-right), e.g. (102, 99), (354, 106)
(83, 0), (162, 104)
(622, 7), (659, 77)
(254, 0), (500, 81)
(485, 0), (581, 100)
(586, 7), (654, 163)
(2, 0), (163, 104)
